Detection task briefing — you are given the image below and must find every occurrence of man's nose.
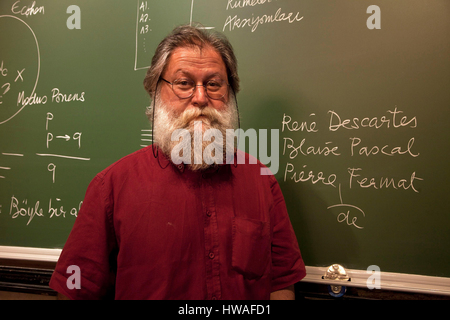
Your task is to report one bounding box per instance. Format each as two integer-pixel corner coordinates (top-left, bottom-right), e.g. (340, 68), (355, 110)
(191, 85), (208, 107)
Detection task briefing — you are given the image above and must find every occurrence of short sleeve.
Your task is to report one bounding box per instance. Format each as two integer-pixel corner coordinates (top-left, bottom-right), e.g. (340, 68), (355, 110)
(49, 175), (117, 300)
(268, 175), (306, 292)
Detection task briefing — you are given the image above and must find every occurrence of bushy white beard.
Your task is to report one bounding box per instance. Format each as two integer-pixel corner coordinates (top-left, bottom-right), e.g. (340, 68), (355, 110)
(149, 94), (238, 171)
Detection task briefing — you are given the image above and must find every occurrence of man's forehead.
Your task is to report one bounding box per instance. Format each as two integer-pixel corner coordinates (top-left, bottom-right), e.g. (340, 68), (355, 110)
(165, 46), (227, 76)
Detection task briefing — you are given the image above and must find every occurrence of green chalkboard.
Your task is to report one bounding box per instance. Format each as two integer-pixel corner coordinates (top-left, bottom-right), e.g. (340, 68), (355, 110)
(1, 0), (449, 278)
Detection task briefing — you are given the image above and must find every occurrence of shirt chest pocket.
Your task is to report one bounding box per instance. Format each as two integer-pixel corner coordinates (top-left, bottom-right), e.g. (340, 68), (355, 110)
(231, 217), (271, 280)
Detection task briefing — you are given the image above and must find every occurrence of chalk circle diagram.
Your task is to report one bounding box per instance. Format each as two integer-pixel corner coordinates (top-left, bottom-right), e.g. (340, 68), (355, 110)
(0, 15), (40, 125)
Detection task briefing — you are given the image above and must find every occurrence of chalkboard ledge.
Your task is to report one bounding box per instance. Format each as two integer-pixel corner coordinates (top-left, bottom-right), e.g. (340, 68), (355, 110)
(0, 246), (61, 262)
(302, 266), (450, 297)
(1, 246), (449, 297)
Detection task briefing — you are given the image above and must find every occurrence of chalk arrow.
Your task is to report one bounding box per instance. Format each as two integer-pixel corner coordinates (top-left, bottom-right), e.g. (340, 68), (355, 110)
(56, 135), (71, 141)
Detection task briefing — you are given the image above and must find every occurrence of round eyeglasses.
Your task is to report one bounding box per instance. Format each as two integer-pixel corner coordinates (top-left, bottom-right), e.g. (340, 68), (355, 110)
(161, 77), (229, 100)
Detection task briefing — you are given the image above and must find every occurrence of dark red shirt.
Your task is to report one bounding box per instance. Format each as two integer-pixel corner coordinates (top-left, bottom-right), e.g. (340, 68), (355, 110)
(50, 146), (306, 299)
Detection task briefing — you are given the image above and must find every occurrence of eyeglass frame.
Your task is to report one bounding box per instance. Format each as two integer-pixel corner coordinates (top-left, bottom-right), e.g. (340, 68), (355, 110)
(160, 77), (230, 100)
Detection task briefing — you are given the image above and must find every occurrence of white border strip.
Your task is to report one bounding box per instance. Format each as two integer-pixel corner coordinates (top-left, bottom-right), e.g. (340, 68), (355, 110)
(302, 266), (450, 296)
(1, 246), (449, 296)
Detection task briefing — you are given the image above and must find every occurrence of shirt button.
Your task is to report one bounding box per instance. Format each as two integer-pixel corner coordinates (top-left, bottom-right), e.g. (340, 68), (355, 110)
(209, 252), (215, 259)
(206, 210), (212, 217)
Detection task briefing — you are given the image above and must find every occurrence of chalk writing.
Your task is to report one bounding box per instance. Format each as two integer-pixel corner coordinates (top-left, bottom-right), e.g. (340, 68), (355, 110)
(348, 168), (423, 193)
(282, 113), (318, 133)
(9, 195), (43, 226)
(11, 1), (44, 17)
(16, 87), (85, 107)
(284, 163), (337, 188)
(280, 106), (423, 229)
(45, 113), (84, 149)
(349, 137), (419, 157)
(134, 1), (152, 70)
(328, 184), (365, 229)
(9, 195), (81, 225)
(328, 108), (417, 131)
(283, 137), (341, 159)
(48, 163), (56, 183)
(227, 0), (273, 11)
(0, 15), (41, 124)
(141, 129), (152, 148)
(2, 153), (24, 157)
(51, 88), (85, 103)
(223, 7), (304, 33)
(0, 166), (11, 180)
(17, 90), (47, 106)
(41, 112), (89, 183)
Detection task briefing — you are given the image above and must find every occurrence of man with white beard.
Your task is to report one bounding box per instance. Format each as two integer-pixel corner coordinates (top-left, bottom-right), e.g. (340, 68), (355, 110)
(150, 86), (238, 171)
(50, 25), (306, 300)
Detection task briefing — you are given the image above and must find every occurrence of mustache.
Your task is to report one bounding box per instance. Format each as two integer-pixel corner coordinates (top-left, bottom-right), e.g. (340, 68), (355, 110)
(177, 107), (223, 129)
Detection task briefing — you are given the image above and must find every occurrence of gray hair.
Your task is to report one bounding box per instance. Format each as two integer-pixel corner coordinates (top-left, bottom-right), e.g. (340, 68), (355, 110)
(143, 24), (240, 99)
